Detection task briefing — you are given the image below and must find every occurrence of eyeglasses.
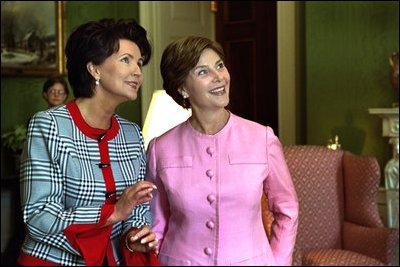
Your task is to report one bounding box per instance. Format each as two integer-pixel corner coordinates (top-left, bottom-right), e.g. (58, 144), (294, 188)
(48, 90), (66, 96)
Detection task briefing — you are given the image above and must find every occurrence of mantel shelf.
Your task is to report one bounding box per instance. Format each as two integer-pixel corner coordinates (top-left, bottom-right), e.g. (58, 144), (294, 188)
(368, 108), (399, 137)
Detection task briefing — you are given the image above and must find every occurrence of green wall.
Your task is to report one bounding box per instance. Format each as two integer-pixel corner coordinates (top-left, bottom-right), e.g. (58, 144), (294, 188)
(1, 1), (140, 176)
(2, 1), (398, 181)
(305, 1), (399, 179)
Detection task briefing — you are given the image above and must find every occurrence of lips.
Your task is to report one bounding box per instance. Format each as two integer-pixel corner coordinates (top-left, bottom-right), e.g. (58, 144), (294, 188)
(209, 86), (225, 95)
(126, 81), (139, 89)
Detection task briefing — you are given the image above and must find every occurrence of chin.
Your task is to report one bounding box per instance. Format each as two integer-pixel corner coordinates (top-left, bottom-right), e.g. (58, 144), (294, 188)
(221, 97), (230, 107)
(127, 93), (138, 101)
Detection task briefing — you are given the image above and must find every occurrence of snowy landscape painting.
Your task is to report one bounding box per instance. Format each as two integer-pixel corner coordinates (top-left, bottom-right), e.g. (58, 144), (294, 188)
(1, 1), (64, 76)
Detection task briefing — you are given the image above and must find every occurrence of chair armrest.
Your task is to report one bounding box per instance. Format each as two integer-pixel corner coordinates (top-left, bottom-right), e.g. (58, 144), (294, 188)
(343, 221), (399, 265)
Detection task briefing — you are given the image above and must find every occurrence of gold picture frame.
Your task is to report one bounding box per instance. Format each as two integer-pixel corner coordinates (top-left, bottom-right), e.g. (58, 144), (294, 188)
(1, 1), (65, 76)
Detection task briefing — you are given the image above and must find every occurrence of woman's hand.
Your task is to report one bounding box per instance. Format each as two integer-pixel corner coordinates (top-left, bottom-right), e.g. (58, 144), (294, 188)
(107, 181), (157, 225)
(125, 226), (159, 253)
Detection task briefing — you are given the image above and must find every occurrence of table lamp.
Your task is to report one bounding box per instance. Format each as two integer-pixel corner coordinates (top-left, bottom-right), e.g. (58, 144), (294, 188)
(142, 90), (191, 150)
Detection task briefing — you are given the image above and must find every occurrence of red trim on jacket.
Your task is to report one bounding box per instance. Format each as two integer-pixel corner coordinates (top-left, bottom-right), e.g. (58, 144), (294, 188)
(98, 140), (116, 197)
(63, 204), (114, 265)
(66, 100), (119, 141)
(18, 253), (61, 266)
(65, 100), (119, 265)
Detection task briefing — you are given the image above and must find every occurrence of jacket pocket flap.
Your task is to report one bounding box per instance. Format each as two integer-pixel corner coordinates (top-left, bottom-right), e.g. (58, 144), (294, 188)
(158, 156), (193, 170)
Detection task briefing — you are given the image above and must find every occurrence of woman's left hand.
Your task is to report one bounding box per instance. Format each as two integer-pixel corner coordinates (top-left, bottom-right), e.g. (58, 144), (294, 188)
(125, 226), (158, 253)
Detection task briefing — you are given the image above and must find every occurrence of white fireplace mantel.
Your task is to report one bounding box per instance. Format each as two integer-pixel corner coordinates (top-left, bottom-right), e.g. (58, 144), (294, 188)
(368, 108), (399, 137)
(369, 107), (399, 228)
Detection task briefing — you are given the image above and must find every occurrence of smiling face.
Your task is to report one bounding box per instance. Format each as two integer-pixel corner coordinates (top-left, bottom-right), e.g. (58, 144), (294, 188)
(181, 48), (230, 113)
(90, 39), (144, 104)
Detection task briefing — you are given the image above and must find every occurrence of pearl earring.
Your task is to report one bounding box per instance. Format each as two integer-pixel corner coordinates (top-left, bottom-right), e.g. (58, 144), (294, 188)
(181, 91), (189, 99)
(95, 79), (100, 86)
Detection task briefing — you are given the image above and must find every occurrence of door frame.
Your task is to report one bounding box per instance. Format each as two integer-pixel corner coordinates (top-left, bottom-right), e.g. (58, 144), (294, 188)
(140, 1), (301, 145)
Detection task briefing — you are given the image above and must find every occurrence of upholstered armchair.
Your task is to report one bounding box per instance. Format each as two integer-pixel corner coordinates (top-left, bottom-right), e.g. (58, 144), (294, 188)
(262, 145), (399, 266)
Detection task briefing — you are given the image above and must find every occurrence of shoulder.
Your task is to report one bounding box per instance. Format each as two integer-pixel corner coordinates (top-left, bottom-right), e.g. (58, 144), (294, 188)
(147, 121), (186, 151)
(113, 115), (145, 150)
(155, 121), (186, 141)
(230, 114), (279, 145)
(114, 115), (142, 135)
(231, 113), (273, 135)
(30, 105), (69, 125)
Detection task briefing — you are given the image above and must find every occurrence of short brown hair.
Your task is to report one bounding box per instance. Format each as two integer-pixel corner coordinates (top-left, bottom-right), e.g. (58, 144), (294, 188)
(42, 76), (69, 96)
(160, 36), (224, 109)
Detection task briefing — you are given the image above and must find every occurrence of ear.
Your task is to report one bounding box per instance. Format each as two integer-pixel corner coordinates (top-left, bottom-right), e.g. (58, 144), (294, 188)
(42, 92), (48, 100)
(86, 62), (100, 80)
(178, 88), (189, 98)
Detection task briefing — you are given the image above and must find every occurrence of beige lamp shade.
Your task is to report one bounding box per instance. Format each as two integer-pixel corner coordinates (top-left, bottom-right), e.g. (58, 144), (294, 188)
(142, 90), (191, 150)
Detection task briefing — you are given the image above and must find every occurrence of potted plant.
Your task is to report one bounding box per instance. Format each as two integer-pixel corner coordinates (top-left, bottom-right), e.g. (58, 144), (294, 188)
(1, 125), (27, 154)
(1, 125), (27, 171)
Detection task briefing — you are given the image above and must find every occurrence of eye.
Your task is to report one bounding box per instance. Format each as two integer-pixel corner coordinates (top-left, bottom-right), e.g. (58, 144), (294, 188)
(216, 62), (225, 70)
(121, 56), (130, 64)
(198, 69), (208, 76)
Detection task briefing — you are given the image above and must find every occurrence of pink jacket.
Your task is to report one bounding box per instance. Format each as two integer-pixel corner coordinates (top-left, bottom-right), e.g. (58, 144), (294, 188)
(147, 113), (298, 266)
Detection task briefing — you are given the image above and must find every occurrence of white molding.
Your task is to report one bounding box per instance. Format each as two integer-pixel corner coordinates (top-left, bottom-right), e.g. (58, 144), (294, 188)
(277, 1), (298, 145)
(139, 2), (163, 125)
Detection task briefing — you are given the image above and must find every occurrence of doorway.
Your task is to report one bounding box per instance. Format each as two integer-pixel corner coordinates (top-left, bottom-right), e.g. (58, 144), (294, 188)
(215, 1), (278, 132)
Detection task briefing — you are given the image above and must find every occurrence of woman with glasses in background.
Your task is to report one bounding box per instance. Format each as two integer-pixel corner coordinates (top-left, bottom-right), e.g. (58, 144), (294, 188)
(42, 76), (69, 108)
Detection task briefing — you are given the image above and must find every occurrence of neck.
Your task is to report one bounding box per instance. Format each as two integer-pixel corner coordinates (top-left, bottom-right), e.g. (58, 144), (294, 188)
(75, 98), (115, 130)
(189, 109), (230, 135)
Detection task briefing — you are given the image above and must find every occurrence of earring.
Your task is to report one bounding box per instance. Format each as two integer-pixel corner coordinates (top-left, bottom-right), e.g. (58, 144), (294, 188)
(95, 79), (100, 86)
(181, 91), (189, 99)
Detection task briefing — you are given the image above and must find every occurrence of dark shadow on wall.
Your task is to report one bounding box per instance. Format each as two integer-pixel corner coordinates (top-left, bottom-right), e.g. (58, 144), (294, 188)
(1, 177), (25, 266)
(331, 110), (366, 155)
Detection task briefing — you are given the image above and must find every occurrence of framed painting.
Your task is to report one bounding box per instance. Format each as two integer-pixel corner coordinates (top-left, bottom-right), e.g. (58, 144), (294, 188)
(1, 1), (65, 76)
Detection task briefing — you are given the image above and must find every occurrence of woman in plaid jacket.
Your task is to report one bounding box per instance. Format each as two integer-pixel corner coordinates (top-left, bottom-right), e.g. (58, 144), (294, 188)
(18, 18), (158, 266)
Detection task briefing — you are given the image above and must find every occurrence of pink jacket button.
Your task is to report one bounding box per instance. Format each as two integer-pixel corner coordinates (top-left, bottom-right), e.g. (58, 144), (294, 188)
(207, 194), (216, 204)
(206, 169), (214, 178)
(204, 247), (212, 255)
(206, 221), (215, 229)
(206, 147), (214, 156)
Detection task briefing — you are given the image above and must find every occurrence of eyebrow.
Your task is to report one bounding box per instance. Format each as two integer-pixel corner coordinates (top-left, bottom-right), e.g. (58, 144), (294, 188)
(194, 59), (223, 71)
(120, 53), (144, 62)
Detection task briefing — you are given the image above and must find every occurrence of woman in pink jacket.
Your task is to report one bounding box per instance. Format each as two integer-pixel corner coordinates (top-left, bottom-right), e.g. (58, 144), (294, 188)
(147, 36), (299, 266)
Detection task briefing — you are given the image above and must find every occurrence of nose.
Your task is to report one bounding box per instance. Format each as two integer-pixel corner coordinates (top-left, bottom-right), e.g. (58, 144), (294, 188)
(132, 63), (142, 77)
(212, 69), (223, 82)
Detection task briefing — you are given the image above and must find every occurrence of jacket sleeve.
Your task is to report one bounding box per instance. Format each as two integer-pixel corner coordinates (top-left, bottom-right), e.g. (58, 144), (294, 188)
(63, 204), (114, 266)
(147, 138), (171, 249)
(264, 127), (299, 266)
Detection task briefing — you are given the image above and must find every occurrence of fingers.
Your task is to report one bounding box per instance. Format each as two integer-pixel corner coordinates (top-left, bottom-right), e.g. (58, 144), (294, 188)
(126, 227), (159, 253)
(146, 238), (158, 249)
(136, 186), (155, 199)
(128, 226), (150, 242)
(133, 180), (157, 191)
(112, 182), (157, 223)
(119, 182), (157, 208)
(132, 182), (157, 204)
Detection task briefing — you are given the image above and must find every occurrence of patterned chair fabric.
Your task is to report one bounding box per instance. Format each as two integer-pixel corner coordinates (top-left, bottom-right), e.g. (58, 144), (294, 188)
(261, 145), (399, 266)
